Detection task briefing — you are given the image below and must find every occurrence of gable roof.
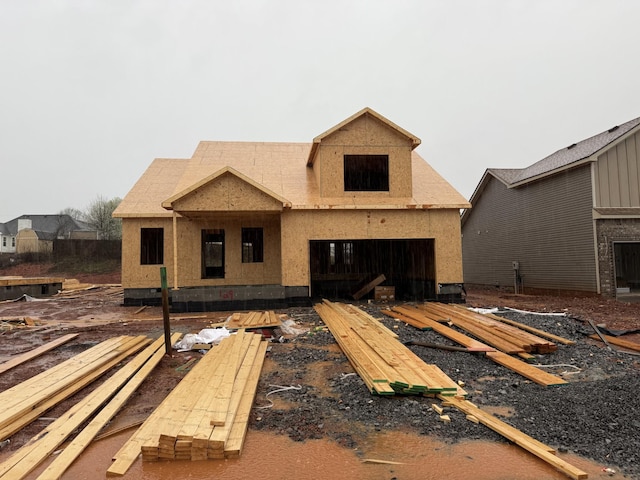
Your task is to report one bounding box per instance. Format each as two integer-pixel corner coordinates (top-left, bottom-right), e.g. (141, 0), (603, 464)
(463, 115), (640, 224)
(114, 110), (468, 218)
(307, 107), (421, 166)
(161, 166), (291, 211)
(503, 116), (640, 187)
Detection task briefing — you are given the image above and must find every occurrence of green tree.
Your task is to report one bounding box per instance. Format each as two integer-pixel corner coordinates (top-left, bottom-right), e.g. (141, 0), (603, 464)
(84, 195), (122, 240)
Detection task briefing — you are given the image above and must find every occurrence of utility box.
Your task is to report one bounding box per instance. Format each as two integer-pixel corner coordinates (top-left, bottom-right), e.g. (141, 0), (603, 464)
(374, 286), (395, 301)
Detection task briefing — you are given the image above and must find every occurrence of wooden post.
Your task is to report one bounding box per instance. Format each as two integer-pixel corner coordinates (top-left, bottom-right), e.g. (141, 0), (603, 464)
(160, 267), (172, 355)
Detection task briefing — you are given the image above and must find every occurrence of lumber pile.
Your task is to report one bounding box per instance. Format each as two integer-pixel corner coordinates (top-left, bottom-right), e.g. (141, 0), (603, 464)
(108, 330), (268, 476)
(314, 300), (465, 397)
(226, 310), (282, 330)
(0, 334), (180, 480)
(0, 335), (151, 442)
(419, 303), (558, 354)
(382, 304), (568, 387)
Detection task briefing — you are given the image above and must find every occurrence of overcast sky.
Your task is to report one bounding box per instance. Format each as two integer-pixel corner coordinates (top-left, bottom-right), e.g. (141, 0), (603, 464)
(1, 0), (639, 222)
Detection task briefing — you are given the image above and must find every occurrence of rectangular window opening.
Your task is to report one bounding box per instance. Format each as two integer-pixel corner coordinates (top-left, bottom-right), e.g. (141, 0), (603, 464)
(202, 229), (225, 278)
(344, 154), (389, 192)
(140, 228), (163, 265)
(242, 227), (264, 263)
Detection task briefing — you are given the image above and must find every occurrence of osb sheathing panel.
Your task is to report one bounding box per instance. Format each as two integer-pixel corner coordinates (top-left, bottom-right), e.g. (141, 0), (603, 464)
(114, 143), (469, 218)
(314, 114), (414, 199)
(121, 218), (174, 288)
(121, 216), (282, 289)
(170, 172), (284, 212)
(280, 209), (464, 287)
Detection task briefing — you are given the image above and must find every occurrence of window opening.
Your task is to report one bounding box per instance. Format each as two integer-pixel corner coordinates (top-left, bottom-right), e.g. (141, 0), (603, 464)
(140, 228), (163, 265)
(242, 228), (264, 263)
(344, 154), (389, 191)
(202, 229), (225, 278)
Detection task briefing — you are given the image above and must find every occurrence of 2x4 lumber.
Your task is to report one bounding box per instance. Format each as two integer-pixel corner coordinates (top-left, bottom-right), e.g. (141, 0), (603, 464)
(380, 309), (432, 330)
(440, 396), (587, 480)
(448, 306), (557, 352)
(0, 334), (79, 375)
(0, 336), (149, 441)
(588, 334), (640, 352)
(421, 304), (526, 354)
(223, 340), (269, 457)
(352, 274), (385, 300)
(485, 351), (567, 387)
(391, 306), (495, 352)
(207, 334), (263, 456)
(0, 336), (152, 480)
(35, 333), (182, 480)
(484, 312), (575, 346)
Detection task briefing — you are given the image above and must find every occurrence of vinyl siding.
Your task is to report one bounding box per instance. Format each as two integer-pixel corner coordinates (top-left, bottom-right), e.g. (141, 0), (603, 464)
(462, 165), (597, 292)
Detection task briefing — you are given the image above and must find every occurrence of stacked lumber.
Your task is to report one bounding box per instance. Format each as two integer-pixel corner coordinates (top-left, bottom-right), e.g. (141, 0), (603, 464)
(0, 335), (151, 442)
(382, 305), (568, 387)
(226, 310), (282, 330)
(420, 303), (558, 354)
(315, 300), (465, 397)
(0, 334), (180, 480)
(108, 330), (268, 476)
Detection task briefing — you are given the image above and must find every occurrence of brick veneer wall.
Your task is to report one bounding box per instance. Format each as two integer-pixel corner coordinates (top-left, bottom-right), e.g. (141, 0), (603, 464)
(596, 218), (640, 296)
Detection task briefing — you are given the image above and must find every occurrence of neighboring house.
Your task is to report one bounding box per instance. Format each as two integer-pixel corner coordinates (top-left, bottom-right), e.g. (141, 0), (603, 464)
(461, 116), (640, 298)
(113, 108), (470, 311)
(0, 215), (97, 254)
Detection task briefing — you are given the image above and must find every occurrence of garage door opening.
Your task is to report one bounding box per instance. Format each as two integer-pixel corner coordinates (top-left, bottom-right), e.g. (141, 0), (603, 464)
(309, 239), (435, 301)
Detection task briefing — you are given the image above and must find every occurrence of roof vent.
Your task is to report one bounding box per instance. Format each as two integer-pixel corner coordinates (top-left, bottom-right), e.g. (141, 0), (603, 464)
(608, 125), (619, 133)
(567, 143), (577, 150)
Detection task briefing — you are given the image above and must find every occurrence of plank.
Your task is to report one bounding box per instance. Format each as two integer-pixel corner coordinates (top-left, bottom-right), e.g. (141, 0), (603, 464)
(0, 336), (152, 480)
(485, 351), (567, 387)
(441, 396), (587, 480)
(0, 334), (79, 375)
(352, 274), (386, 300)
(35, 333), (182, 480)
(588, 334), (640, 352)
(484, 312), (576, 346)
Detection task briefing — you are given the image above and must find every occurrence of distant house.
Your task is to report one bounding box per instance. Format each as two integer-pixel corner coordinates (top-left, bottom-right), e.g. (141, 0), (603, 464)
(461, 116), (640, 298)
(114, 108), (470, 311)
(0, 215), (97, 255)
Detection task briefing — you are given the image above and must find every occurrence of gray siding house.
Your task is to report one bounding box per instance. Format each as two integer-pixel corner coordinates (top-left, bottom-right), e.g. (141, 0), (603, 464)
(461, 116), (640, 297)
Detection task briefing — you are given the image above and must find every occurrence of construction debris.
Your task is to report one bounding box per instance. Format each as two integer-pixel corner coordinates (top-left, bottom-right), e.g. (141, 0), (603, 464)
(226, 310), (282, 330)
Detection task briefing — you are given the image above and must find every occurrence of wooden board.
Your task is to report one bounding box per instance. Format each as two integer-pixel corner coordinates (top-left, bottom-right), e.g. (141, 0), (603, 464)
(0, 334), (79, 375)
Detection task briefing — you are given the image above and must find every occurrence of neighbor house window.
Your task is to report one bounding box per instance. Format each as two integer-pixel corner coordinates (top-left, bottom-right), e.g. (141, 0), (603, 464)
(11, 237), (15, 247)
(2, 237), (5, 247)
(202, 229), (225, 278)
(140, 228), (163, 265)
(344, 154), (389, 191)
(242, 227), (263, 263)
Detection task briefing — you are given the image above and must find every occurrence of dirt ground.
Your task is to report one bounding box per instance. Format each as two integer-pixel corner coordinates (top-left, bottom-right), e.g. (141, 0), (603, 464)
(2, 266), (640, 479)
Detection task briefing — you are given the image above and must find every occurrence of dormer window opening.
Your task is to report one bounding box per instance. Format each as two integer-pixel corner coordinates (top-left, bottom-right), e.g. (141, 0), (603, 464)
(344, 154), (389, 191)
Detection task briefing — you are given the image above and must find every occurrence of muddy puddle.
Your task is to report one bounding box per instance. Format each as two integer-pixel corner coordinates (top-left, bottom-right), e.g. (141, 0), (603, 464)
(16, 428), (618, 480)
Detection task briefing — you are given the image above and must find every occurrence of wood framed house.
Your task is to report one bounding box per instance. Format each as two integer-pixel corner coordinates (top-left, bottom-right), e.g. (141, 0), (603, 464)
(113, 108), (469, 311)
(461, 116), (640, 298)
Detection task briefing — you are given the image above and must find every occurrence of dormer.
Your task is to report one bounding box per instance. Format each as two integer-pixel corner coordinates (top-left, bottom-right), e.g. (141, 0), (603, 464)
(306, 108), (420, 199)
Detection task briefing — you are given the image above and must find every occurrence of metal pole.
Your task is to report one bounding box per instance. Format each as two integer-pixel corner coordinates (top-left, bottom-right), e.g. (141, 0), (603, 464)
(160, 266), (172, 355)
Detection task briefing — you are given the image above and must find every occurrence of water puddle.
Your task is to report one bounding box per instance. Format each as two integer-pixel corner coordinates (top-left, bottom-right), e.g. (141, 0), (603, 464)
(17, 428), (619, 479)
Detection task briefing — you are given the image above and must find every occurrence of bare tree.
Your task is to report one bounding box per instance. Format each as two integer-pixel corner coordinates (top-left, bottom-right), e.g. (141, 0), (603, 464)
(84, 196), (122, 240)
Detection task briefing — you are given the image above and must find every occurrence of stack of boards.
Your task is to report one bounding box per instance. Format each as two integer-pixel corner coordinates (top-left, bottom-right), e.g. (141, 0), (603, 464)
(314, 299), (465, 397)
(108, 330), (268, 476)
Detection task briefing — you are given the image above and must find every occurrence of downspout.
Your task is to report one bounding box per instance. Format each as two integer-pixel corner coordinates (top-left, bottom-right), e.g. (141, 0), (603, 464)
(173, 211), (179, 290)
(590, 162), (601, 294)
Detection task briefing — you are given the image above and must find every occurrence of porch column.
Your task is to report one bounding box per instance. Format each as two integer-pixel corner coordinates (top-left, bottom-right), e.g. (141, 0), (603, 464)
(172, 211), (179, 289)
